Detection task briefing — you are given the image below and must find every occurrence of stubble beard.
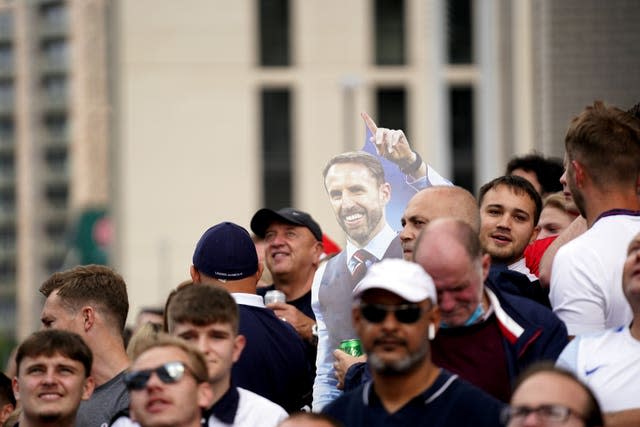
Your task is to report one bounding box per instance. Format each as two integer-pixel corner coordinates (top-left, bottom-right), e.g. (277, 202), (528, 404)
(368, 339), (429, 376)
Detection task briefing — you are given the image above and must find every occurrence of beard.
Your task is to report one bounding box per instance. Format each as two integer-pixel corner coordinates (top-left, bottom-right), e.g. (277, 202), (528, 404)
(368, 338), (429, 376)
(337, 206), (384, 246)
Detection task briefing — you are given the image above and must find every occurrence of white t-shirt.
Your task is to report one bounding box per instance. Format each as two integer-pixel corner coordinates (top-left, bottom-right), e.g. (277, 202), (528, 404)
(557, 325), (640, 412)
(208, 387), (287, 427)
(549, 214), (639, 335)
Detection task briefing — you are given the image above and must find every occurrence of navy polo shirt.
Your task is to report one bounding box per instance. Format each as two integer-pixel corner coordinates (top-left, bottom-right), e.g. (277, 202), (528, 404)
(322, 369), (505, 427)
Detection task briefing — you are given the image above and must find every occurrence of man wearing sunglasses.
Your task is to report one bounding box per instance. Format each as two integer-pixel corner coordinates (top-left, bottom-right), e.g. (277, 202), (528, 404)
(122, 335), (213, 427)
(322, 258), (504, 426)
(504, 364), (603, 427)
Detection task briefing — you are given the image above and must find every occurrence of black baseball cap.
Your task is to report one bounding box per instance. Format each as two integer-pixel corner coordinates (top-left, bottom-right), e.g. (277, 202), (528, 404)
(250, 208), (323, 242)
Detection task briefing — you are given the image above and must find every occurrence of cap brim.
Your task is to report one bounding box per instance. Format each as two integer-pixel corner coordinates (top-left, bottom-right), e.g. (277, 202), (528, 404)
(250, 208), (300, 238)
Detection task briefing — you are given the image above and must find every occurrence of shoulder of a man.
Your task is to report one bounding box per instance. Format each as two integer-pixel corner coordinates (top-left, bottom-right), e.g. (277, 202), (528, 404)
(79, 371), (130, 427)
(232, 388), (288, 427)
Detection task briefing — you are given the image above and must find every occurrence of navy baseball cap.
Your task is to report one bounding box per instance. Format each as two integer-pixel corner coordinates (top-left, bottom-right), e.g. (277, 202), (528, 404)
(250, 208), (323, 242)
(192, 222), (258, 281)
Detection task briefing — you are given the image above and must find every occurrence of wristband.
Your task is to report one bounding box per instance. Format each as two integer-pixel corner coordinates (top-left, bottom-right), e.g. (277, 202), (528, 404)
(400, 151), (423, 175)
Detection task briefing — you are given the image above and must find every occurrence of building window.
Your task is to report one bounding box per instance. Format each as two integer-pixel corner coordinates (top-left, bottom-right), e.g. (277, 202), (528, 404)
(0, 257), (16, 283)
(0, 187), (14, 214)
(376, 87), (407, 132)
(261, 88), (292, 209)
(39, 1), (68, 28)
(0, 151), (13, 177)
(41, 38), (68, 68)
(44, 146), (67, 173)
(374, 0), (405, 65)
(42, 75), (66, 100)
(44, 182), (68, 209)
(0, 79), (13, 105)
(0, 118), (13, 144)
(43, 113), (67, 139)
(259, 0), (290, 66)
(44, 219), (66, 245)
(0, 224), (15, 249)
(446, 0), (473, 64)
(0, 43), (12, 72)
(449, 86), (474, 190)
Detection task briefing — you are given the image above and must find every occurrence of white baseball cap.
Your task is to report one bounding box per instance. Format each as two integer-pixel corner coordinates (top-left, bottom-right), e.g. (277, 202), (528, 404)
(353, 258), (438, 304)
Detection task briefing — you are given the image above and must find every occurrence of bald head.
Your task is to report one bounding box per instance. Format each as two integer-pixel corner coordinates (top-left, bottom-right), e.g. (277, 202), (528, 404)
(413, 218), (489, 327)
(399, 186), (480, 260)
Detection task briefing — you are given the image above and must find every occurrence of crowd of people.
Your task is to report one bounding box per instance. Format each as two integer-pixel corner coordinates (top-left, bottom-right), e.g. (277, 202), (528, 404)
(0, 100), (639, 427)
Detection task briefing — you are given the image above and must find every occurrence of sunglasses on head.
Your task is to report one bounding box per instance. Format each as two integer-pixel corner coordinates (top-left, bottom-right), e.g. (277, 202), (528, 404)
(124, 361), (193, 391)
(359, 303), (425, 324)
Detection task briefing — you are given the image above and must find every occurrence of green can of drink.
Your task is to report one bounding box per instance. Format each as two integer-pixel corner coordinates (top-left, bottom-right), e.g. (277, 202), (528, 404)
(339, 339), (363, 357)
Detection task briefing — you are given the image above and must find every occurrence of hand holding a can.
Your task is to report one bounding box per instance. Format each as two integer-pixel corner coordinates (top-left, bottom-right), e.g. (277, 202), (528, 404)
(332, 349), (367, 390)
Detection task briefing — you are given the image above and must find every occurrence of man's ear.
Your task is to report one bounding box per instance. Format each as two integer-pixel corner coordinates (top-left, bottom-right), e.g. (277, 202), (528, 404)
(572, 160), (586, 188)
(82, 376), (96, 400)
(529, 225), (541, 244)
(81, 306), (95, 332)
(311, 242), (324, 266)
(190, 265), (201, 283)
(352, 305), (362, 332)
(197, 381), (214, 409)
(0, 402), (14, 422)
(379, 183), (392, 204)
(11, 377), (19, 402)
(232, 334), (246, 363)
(481, 253), (491, 282)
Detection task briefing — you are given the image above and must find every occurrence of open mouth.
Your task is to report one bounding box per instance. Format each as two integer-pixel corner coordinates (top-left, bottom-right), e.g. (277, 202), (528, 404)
(342, 212), (365, 226)
(491, 233), (512, 244)
(38, 392), (63, 401)
(147, 398), (171, 413)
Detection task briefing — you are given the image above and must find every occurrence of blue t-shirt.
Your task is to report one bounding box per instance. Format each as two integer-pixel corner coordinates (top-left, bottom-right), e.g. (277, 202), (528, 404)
(322, 369), (505, 427)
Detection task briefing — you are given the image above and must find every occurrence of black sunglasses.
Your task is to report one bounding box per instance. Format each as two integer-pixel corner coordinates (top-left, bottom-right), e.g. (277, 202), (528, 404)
(360, 303), (425, 324)
(124, 361), (195, 391)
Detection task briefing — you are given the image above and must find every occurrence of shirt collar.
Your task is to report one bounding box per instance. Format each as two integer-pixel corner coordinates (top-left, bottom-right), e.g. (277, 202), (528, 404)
(346, 223), (397, 261)
(231, 293), (265, 308)
(508, 258), (538, 282)
(204, 385), (239, 424)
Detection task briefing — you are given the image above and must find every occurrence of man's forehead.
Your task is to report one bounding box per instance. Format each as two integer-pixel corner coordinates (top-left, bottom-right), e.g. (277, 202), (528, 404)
(21, 353), (81, 368)
(327, 162), (375, 180)
(174, 320), (233, 334)
(482, 185), (536, 211)
(265, 221), (312, 235)
(133, 345), (188, 369)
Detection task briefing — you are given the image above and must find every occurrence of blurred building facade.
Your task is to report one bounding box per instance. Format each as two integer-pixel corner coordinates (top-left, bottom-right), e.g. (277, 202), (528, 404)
(0, 0), (638, 341)
(0, 0), (109, 341)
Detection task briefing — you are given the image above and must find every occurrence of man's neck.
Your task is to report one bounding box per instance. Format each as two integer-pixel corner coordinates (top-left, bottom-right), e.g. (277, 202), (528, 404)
(372, 361), (440, 414)
(21, 414), (76, 427)
(273, 271), (314, 301)
(584, 188), (640, 228)
(210, 376), (232, 407)
(89, 334), (130, 386)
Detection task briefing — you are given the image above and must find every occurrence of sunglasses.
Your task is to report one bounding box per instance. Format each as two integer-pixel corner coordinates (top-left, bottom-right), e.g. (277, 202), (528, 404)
(124, 361), (196, 391)
(360, 303), (425, 324)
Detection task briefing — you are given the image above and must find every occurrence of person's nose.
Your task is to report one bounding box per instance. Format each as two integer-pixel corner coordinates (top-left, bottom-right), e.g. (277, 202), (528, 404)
(520, 411), (543, 427)
(269, 231), (286, 247)
(438, 292), (456, 313)
(496, 213), (511, 230)
(559, 170), (567, 187)
(399, 224), (414, 242)
(341, 191), (357, 210)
